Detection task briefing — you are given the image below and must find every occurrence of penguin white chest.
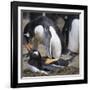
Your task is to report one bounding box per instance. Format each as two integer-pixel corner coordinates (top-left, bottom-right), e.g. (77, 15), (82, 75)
(68, 19), (79, 53)
(34, 25), (45, 43)
(49, 26), (62, 58)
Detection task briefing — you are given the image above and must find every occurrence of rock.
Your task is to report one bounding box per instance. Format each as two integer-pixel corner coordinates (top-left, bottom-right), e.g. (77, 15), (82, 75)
(68, 55), (79, 68)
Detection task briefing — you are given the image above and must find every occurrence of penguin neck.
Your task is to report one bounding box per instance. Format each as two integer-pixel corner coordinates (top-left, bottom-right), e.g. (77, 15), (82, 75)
(49, 26), (60, 40)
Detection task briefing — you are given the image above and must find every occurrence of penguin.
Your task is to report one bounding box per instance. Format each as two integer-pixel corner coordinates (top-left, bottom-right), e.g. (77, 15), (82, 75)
(23, 16), (62, 59)
(23, 15), (79, 74)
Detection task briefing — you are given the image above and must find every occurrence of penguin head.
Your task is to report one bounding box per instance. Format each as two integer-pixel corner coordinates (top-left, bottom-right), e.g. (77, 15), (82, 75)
(24, 22), (35, 44)
(28, 49), (42, 69)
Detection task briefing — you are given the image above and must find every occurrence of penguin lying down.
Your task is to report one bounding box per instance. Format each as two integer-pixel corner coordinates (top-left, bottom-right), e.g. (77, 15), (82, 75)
(25, 49), (77, 75)
(23, 16), (79, 75)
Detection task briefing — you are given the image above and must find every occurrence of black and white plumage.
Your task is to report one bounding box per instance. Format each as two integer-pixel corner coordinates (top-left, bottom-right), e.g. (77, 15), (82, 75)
(68, 19), (79, 53)
(62, 15), (79, 53)
(27, 49), (70, 74)
(27, 50), (48, 75)
(28, 49), (42, 70)
(23, 16), (79, 74)
(24, 16), (62, 59)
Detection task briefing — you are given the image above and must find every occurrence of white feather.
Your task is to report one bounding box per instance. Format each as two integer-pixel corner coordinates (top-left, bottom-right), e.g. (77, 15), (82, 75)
(34, 25), (44, 43)
(68, 19), (79, 52)
(34, 25), (62, 59)
(24, 33), (30, 37)
(27, 64), (48, 75)
(49, 26), (62, 58)
(33, 51), (39, 55)
(27, 64), (40, 73)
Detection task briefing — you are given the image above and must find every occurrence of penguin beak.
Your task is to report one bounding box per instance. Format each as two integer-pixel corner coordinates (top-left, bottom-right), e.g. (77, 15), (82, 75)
(24, 43), (33, 51)
(23, 34), (33, 51)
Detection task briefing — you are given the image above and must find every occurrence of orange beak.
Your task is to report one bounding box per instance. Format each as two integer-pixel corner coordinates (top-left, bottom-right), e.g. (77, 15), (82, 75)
(24, 43), (33, 51)
(45, 58), (58, 64)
